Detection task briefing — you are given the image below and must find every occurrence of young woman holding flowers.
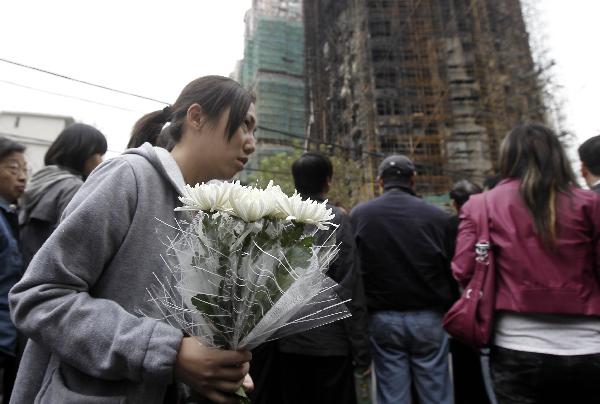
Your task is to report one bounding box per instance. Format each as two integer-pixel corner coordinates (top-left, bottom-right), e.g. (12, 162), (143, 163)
(9, 76), (257, 404)
(452, 123), (600, 404)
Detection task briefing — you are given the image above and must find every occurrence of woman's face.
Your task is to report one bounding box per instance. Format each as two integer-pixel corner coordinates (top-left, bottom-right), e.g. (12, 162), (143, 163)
(0, 152), (27, 203)
(195, 103), (257, 181)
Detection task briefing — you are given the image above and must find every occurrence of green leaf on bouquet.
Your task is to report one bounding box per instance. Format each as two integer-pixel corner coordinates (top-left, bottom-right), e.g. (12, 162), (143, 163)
(235, 386), (251, 403)
(273, 263), (294, 292)
(191, 293), (218, 315)
(191, 292), (232, 348)
(280, 222), (305, 248)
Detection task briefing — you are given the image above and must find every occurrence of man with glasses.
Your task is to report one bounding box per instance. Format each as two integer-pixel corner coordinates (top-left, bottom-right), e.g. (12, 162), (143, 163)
(0, 137), (27, 403)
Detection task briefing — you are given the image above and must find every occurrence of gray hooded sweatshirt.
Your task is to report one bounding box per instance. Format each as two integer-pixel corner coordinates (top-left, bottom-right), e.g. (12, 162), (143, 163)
(19, 165), (84, 268)
(9, 144), (187, 403)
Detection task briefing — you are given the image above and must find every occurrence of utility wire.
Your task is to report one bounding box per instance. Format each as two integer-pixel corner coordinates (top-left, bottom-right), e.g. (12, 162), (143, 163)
(257, 125), (385, 158)
(243, 166), (375, 184)
(0, 79), (146, 113)
(0, 56), (394, 159)
(0, 57), (169, 105)
(0, 58), (469, 176)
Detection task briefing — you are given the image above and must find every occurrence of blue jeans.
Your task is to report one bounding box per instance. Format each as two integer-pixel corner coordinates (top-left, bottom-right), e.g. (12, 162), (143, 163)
(369, 310), (453, 404)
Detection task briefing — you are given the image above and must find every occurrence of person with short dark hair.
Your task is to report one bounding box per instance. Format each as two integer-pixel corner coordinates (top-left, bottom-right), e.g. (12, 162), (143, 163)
(351, 155), (454, 404)
(578, 134), (600, 193)
(9, 76), (257, 403)
(274, 152), (370, 404)
(447, 179), (484, 256)
(19, 123), (108, 267)
(447, 180), (491, 404)
(0, 137), (27, 403)
(291, 152), (333, 195)
(450, 180), (483, 212)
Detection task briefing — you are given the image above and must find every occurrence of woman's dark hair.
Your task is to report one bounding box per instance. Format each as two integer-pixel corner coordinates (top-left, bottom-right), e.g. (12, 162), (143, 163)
(482, 173), (501, 190)
(292, 152), (333, 197)
(44, 123), (107, 174)
(0, 137), (26, 161)
(128, 76), (256, 149)
(449, 180), (482, 209)
(499, 123), (576, 248)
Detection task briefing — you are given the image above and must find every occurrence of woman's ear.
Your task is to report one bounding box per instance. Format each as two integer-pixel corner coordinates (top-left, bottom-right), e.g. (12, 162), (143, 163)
(186, 103), (204, 130)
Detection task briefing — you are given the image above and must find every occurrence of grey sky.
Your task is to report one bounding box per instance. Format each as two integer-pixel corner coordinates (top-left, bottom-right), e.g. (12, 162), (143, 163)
(0, 0), (597, 156)
(540, 0), (599, 141)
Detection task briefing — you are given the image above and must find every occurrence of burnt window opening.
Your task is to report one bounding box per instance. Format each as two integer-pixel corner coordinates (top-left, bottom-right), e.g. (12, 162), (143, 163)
(371, 49), (395, 62)
(375, 69), (397, 88)
(369, 20), (392, 37)
(376, 98), (402, 116)
(367, 0), (392, 9)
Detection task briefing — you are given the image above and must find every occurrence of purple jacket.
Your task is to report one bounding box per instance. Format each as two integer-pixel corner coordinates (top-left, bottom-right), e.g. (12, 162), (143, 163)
(452, 179), (600, 316)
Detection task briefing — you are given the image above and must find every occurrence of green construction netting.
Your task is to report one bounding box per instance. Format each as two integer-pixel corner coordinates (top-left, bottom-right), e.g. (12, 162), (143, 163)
(238, 15), (306, 142)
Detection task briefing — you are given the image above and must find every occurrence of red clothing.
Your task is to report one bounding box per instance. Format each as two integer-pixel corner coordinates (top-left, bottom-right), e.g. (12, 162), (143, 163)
(452, 179), (600, 316)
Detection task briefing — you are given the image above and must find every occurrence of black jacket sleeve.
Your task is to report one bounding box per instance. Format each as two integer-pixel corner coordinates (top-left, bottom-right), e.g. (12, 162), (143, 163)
(328, 210), (371, 369)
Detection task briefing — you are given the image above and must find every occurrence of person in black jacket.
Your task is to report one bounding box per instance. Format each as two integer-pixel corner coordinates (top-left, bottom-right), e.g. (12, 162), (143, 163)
(275, 152), (371, 404)
(447, 180), (492, 404)
(350, 155), (454, 404)
(578, 135), (600, 193)
(0, 137), (27, 404)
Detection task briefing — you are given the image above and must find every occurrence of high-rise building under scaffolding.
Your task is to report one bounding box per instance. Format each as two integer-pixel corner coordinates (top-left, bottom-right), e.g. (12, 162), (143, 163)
(235, 0), (305, 182)
(303, 0), (547, 198)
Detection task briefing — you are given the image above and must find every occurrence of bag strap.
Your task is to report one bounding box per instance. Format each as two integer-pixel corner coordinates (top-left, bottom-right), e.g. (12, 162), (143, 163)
(474, 193), (491, 266)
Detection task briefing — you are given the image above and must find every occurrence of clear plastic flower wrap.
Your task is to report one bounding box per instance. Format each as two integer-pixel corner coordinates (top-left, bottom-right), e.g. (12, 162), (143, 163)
(147, 181), (351, 352)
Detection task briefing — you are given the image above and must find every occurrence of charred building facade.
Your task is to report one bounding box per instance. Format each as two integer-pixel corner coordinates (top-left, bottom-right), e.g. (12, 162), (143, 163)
(303, 0), (546, 197)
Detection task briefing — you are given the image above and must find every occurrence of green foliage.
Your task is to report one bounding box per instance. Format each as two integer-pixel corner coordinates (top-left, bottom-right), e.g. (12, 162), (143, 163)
(248, 146), (365, 210)
(247, 149), (301, 196)
(328, 155), (364, 211)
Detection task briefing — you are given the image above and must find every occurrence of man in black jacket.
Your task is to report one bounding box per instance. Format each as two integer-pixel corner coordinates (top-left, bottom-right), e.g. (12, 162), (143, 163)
(578, 135), (600, 193)
(350, 155), (454, 404)
(277, 152), (371, 404)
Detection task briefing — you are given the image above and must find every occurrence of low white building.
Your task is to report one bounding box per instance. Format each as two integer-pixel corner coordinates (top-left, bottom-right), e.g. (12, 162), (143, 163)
(0, 111), (75, 174)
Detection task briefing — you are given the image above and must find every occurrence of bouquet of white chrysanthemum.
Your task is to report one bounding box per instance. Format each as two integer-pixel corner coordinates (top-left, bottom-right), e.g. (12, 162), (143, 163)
(148, 181), (350, 399)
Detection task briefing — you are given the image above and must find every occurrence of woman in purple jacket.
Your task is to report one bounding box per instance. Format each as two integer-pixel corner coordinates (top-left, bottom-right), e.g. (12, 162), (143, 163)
(452, 123), (600, 404)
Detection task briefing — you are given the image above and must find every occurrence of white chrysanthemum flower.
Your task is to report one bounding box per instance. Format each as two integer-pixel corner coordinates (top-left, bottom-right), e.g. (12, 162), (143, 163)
(228, 184), (277, 222)
(276, 191), (335, 229)
(176, 181), (242, 213)
(262, 180), (289, 219)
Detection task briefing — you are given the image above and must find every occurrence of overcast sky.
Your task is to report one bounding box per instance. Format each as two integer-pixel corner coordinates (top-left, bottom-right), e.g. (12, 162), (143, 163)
(0, 0), (598, 156)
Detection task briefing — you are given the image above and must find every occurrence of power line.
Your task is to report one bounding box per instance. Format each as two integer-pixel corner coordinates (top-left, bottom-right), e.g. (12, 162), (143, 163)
(0, 59), (472, 177)
(0, 57), (169, 105)
(0, 57), (381, 158)
(257, 124), (385, 158)
(243, 166), (374, 184)
(0, 79), (146, 113)
(256, 125), (478, 175)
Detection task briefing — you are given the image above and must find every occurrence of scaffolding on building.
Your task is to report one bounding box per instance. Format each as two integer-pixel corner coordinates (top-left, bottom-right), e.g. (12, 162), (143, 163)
(236, 0), (306, 181)
(303, 0), (552, 202)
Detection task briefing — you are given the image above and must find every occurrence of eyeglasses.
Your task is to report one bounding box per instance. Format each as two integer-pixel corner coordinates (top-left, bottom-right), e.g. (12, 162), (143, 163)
(0, 161), (29, 177)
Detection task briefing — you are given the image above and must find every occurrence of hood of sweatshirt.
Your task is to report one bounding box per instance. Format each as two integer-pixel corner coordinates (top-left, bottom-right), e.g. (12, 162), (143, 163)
(122, 143), (186, 196)
(20, 166), (83, 224)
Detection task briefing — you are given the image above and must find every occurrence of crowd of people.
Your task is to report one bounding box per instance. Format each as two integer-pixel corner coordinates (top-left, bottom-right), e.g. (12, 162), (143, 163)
(0, 75), (599, 404)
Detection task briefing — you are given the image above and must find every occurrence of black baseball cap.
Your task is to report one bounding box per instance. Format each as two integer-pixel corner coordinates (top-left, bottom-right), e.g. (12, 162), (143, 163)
(377, 155), (415, 177)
